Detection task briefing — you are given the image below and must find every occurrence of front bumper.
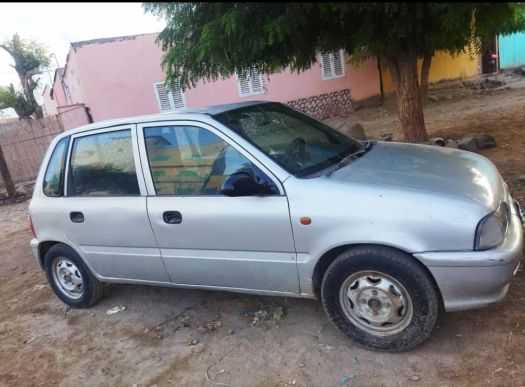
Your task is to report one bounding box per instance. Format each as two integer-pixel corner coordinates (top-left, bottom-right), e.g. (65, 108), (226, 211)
(414, 201), (523, 312)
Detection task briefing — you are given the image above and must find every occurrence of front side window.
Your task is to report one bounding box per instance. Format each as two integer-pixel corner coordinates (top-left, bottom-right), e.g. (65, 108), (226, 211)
(144, 125), (277, 196)
(69, 129), (140, 196)
(214, 102), (362, 177)
(43, 137), (69, 197)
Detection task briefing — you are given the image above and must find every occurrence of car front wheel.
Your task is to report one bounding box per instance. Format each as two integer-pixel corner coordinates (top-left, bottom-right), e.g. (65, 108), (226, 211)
(321, 245), (439, 352)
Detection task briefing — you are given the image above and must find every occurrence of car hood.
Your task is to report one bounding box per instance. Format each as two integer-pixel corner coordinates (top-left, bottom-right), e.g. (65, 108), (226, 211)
(325, 141), (504, 209)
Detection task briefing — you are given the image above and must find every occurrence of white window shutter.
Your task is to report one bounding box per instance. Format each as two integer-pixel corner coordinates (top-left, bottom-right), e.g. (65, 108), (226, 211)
(251, 70), (264, 94)
(321, 50), (345, 80)
(155, 82), (173, 112)
(333, 50), (344, 76)
(169, 82), (185, 109)
(238, 75), (252, 96)
(321, 52), (332, 79)
(154, 81), (185, 112)
(237, 69), (265, 97)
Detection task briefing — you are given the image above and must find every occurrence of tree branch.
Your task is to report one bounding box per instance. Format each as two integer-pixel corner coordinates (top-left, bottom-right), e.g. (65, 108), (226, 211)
(0, 44), (14, 57)
(25, 68), (42, 78)
(29, 77), (40, 92)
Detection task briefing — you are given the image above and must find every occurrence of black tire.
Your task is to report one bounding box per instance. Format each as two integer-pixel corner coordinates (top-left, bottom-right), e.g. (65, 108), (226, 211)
(43, 243), (104, 308)
(321, 245), (439, 352)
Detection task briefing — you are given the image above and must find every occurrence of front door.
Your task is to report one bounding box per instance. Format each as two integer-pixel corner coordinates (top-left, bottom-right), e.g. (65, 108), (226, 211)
(62, 126), (169, 283)
(138, 122), (299, 293)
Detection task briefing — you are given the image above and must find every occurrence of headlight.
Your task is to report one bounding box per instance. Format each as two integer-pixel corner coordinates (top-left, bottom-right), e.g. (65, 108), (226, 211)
(474, 203), (509, 250)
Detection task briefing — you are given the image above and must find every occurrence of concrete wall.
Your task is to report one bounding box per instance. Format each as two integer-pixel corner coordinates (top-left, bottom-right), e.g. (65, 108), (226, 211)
(0, 117), (64, 185)
(381, 50), (479, 94)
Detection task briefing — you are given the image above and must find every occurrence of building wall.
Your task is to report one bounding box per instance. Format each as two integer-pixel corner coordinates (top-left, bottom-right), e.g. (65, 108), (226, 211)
(60, 33), (380, 122)
(499, 31), (525, 69)
(71, 33), (165, 122)
(381, 50), (479, 94)
(52, 74), (68, 108)
(42, 86), (58, 116)
(62, 49), (88, 106)
(183, 57), (381, 108)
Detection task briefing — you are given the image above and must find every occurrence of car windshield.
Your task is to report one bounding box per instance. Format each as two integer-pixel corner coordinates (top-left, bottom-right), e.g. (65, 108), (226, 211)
(214, 103), (363, 177)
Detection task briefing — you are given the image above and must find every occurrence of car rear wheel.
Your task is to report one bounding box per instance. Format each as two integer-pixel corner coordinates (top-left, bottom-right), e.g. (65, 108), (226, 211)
(44, 243), (104, 308)
(321, 245), (439, 352)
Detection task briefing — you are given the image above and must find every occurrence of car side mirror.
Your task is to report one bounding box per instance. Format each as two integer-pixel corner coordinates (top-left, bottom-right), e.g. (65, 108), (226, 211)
(221, 171), (265, 197)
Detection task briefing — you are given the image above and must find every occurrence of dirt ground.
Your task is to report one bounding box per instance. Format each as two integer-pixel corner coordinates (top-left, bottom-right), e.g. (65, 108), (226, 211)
(1, 77), (525, 387)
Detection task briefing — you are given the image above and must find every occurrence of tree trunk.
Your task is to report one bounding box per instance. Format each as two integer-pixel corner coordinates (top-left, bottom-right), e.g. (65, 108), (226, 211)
(420, 54), (432, 104)
(17, 71), (43, 119)
(386, 48), (427, 143)
(0, 145), (16, 198)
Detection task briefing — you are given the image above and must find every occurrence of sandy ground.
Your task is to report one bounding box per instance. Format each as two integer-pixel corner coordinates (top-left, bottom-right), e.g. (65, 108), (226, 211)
(1, 79), (525, 387)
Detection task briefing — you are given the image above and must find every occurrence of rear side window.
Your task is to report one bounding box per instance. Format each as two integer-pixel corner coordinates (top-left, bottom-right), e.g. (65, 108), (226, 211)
(69, 129), (140, 196)
(43, 137), (69, 197)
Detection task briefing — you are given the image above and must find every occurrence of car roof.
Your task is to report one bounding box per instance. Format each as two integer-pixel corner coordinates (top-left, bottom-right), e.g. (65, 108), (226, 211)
(64, 100), (272, 136)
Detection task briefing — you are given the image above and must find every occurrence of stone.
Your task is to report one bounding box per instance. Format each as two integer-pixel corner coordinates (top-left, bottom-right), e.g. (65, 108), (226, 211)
(380, 133), (393, 142)
(336, 122), (367, 140)
(15, 184), (28, 196)
(33, 284), (46, 292)
(445, 139), (459, 149)
(191, 343), (205, 354)
(410, 375), (420, 382)
(428, 95), (439, 102)
(458, 133), (496, 152)
(429, 137), (445, 146)
(272, 306), (285, 321)
(476, 134), (496, 149)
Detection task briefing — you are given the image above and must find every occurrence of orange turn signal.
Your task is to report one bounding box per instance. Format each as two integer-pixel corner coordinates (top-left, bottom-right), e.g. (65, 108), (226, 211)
(300, 217), (311, 225)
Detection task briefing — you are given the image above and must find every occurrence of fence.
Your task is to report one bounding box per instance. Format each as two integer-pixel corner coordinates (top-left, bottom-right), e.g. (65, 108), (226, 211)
(0, 116), (64, 187)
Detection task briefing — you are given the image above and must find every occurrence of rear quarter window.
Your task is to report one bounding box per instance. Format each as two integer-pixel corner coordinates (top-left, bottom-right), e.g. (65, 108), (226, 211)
(43, 137), (70, 197)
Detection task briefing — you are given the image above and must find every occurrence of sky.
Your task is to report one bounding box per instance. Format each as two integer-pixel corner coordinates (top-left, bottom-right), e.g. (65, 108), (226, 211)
(0, 2), (166, 115)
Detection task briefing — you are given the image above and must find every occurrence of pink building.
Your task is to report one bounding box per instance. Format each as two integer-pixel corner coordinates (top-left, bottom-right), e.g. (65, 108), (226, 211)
(51, 33), (382, 129)
(41, 85), (57, 117)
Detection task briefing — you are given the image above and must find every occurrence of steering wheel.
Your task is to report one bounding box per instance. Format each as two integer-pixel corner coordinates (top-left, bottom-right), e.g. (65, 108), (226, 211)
(282, 137), (309, 167)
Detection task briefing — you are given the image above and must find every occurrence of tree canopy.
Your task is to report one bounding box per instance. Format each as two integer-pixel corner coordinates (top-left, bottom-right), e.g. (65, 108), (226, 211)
(145, 2), (525, 142)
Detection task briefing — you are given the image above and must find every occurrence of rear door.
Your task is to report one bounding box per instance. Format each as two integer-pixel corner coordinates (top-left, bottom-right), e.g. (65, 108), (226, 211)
(138, 121), (299, 293)
(60, 125), (170, 283)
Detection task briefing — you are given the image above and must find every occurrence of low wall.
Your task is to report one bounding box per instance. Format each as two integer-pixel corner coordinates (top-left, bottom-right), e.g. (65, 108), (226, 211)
(0, 117), (64, 187)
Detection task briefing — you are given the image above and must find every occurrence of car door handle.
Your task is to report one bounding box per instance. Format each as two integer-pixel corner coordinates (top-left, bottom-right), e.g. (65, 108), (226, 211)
(163, 211), (182, 224)
(70, 211), (84, 223)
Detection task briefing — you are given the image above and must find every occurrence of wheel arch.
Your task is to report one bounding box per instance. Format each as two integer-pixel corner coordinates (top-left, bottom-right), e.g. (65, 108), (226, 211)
(38, 240), (62, 268)
(311, 243), (444, 310)
(38, 241), (98, 279)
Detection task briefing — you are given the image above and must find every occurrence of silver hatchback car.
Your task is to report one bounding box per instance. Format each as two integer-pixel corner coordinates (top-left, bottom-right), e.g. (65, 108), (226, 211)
(29, 101), (523, 351)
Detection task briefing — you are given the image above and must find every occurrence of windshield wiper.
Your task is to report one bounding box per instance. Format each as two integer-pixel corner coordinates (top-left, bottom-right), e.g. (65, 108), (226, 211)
(326, 140), (375, 177)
